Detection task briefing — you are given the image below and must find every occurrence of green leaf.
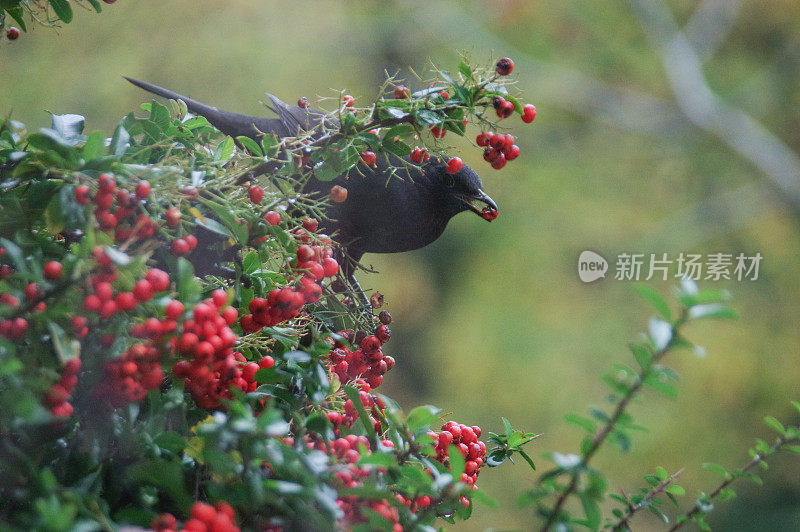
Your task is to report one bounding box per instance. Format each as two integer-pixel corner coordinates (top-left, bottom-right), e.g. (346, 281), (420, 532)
(236, 136), (264, 157)
(415, 110), (442, 127)
(344, 385), (375, 439)
(110, 123), (130, 158)
(564, 413), (596, 434)
(448, 444), (465, 479)
(84, 0), (103, 12)
(655, 466), (668, 481)
(666, 485), (685, 496)
(214, 136), (235, 163)
(701, 463), (730, 478)
(634, 284), (671, 321)
(458, 61), (474, 80)
(718, 488), (737, 500)
(81, 130), (106, 160)
(764, 416), (787, 436)
(5, 6), (27, 31)
(630, 343), (653, 369)
(154, 432), (187, 454)
(579, 493), (602, 531)
(406, 405), (440, 432)
(48, 0), (73, 23)
(517, 449), (536, 471)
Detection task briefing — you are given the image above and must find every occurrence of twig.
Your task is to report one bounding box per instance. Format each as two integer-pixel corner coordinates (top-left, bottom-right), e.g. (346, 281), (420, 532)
(539, 312), (688, 532)
(667, 431), (800, 531)
(611, 468), (684, 531)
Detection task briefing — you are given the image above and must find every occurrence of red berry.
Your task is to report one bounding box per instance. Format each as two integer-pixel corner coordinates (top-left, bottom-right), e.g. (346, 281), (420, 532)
(98, 211), (117, 229)
(264, 211), (281, 225)
(165, 207), (181, 227)
(329, 185), (348, 203)
(116, 291), (138, 311)
(184, 234), (198, 249)
(446, 157), (463, 174)
(430, 126), (446, 138)
(242, 362), (259, 382)
(495, 57), (514, 76)
(360, 151), (376, 166)
(297, 245), (315, 263)
(135, 180), (151, 200)
(378, 310), (392, 325)
(522, 103), (537, 123)
(505, 144), (520, 161)
(476, 132), (490, 147)
(98, 173), (116, 192)
(321, 257), (339, 277)
(259, 355), (275, 369)
(74, 185), (90, 205)
(25, 283), (43, 301)
(497, 100), (515, 119)
(248, 186), (264, 204)
(165, 299), (184, 319)
(171, 238), (190, 256)
(393, 85), (410, 99)
(297, 97), (308, 108)
(133, 279), (154, 302)
(343, 95), (355, 107)
(44, 261), (63, 281)
(191, 502), (216, 524)
(491, 153), (507, 170)
(302, 217), (318, 232)
(147, 269), (170, 292)
(6, 27), (20, 40)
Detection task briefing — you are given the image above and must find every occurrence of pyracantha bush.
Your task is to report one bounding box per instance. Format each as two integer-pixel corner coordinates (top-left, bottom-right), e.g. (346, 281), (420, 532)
(0, 59), (538, 531)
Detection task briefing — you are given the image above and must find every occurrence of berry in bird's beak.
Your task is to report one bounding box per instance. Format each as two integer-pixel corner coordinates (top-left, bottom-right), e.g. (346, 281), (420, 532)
(459, 190), (499, 221)
(479, 206), (499, 221)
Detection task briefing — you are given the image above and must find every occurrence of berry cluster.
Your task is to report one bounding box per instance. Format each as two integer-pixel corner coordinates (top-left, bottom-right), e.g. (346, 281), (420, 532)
(240, 234), (337, 334)
(476, 131), (520, 170)
(172, 290), (249, 409)
(152, 501), (239, 532)
(328, 435), (402, 530)
(410, 146), (430, 164)
(429, 421), (487, 501)
(44, 358), (82, 417)
(75, 174), (158, 244)
(83, 260), (171, 323)
(327, 325), (394, 392)
(97, 342), (164, 407)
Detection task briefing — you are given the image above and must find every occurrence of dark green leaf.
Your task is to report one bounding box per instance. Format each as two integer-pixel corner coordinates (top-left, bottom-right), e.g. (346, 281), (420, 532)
(48, 0), (73, 23)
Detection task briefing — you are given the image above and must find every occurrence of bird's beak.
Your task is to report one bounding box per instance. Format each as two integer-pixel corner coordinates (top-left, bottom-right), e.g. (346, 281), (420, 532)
(459, 190), (499, 221)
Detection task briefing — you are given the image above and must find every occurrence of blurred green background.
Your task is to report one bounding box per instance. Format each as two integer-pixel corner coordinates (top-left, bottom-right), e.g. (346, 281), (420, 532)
(4, 1), (800, 529)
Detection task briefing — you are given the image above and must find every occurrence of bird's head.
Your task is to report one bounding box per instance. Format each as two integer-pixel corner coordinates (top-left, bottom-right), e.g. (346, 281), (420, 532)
(431, 161), (499, 221)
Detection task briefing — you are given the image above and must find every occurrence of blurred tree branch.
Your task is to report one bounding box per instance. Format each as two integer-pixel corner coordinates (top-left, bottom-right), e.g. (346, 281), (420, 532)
(630, 0), (800, 219)
(684, 0), (745, 61)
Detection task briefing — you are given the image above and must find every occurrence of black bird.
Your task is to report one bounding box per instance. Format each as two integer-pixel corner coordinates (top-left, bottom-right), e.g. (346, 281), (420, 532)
(124, 78), (498, 284)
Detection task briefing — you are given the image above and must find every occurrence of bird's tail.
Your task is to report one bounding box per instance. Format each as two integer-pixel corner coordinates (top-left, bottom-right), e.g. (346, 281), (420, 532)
(123, 76), (223, 121)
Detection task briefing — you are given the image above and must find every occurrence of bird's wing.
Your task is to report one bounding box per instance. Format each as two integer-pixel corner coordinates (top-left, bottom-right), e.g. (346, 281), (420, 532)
(264, 93), (330, 137)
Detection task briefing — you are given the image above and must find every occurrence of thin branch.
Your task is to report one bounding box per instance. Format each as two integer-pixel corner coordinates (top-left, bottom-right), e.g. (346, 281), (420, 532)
(611, 468), (684, 531)
(539, 313), (688, 532)
(668, 431), (800, 531)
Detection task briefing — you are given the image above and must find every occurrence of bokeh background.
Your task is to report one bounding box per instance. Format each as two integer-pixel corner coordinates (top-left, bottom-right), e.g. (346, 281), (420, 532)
(4, 1), (800, 529)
